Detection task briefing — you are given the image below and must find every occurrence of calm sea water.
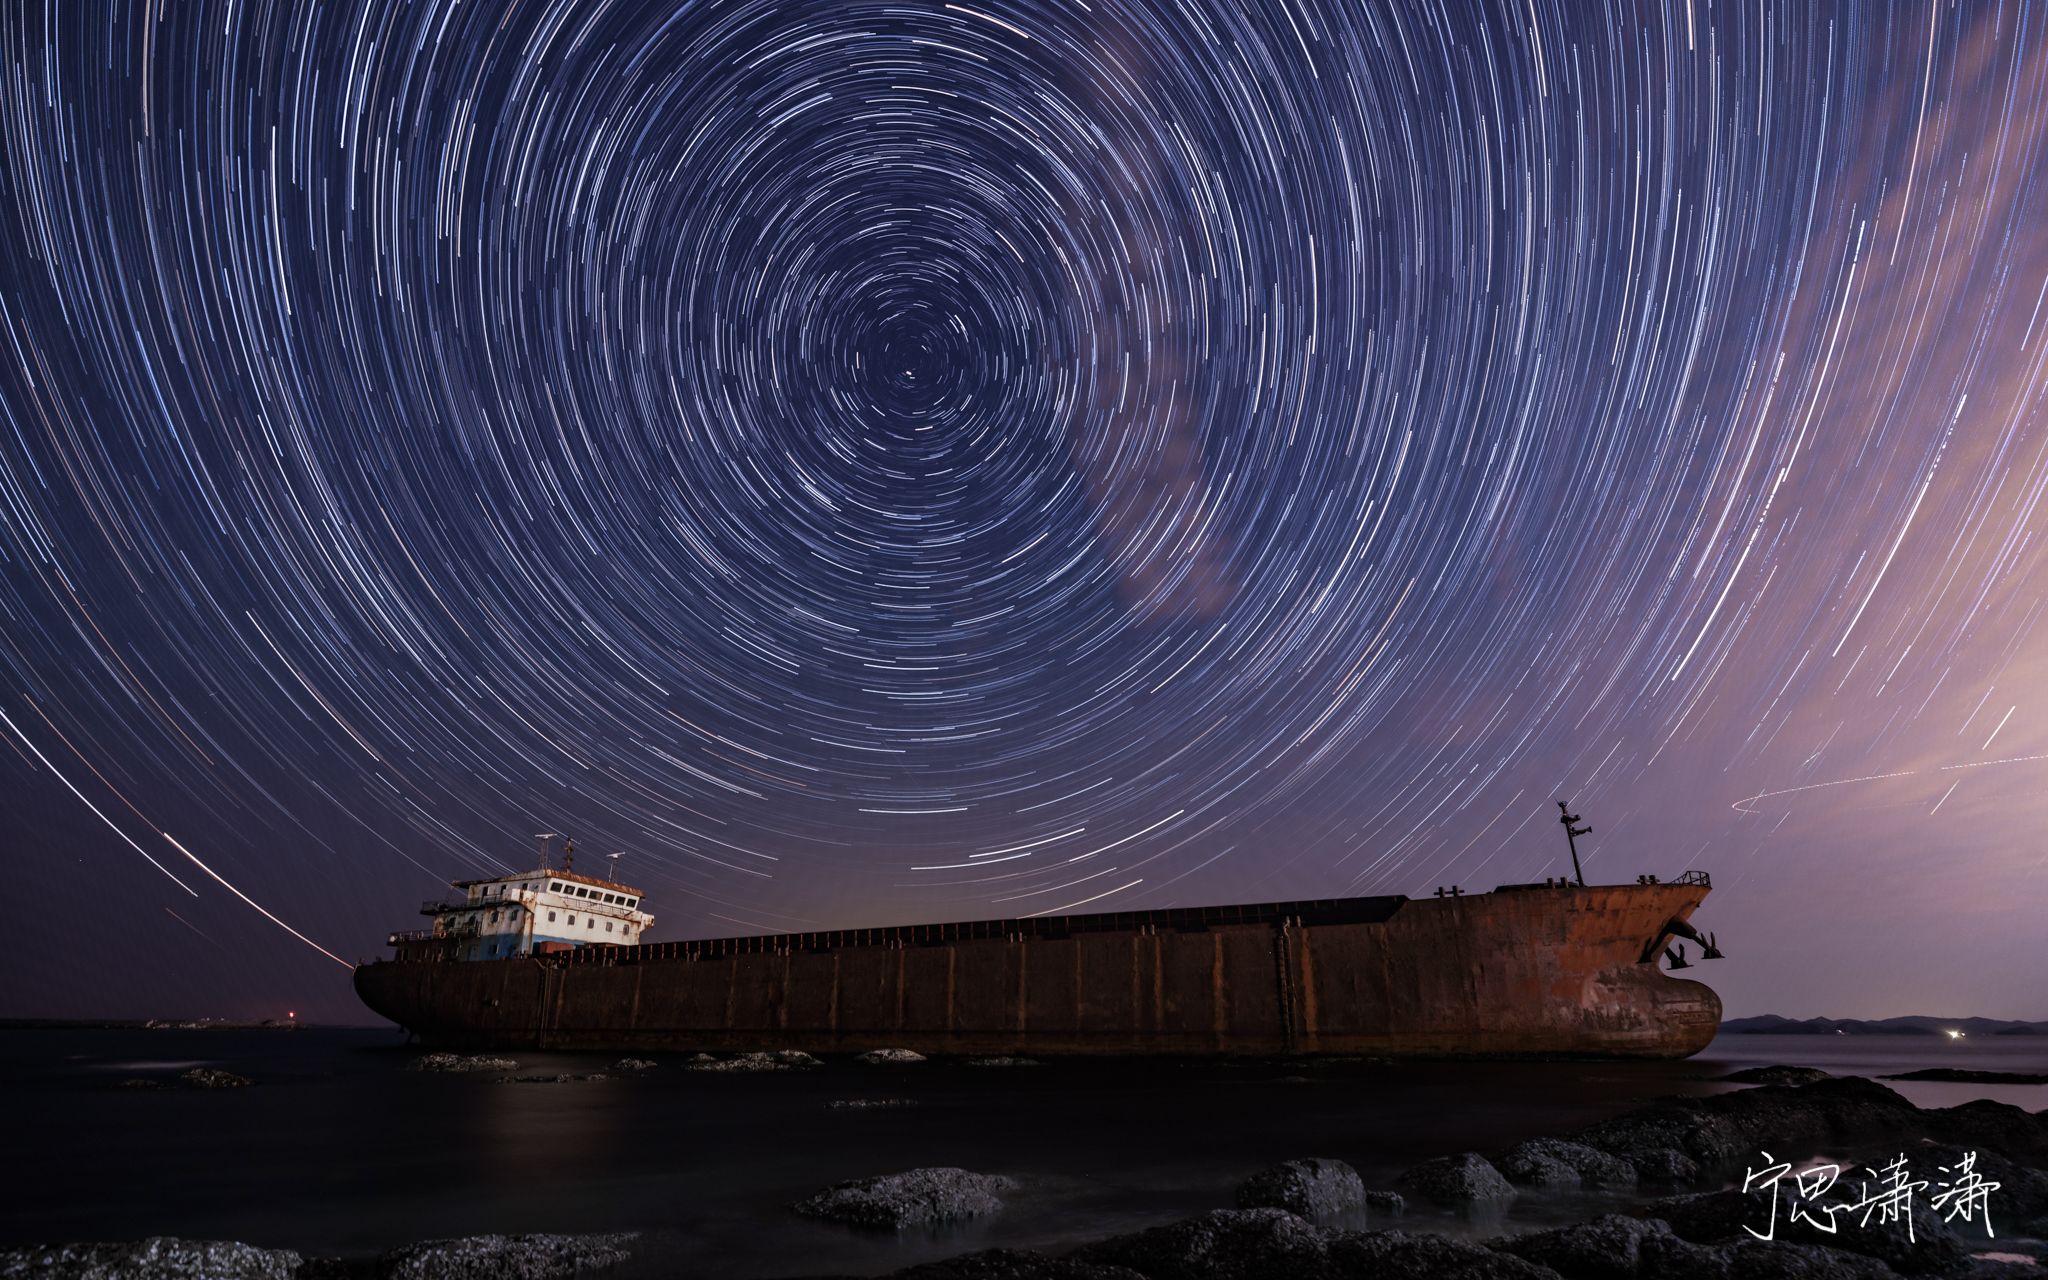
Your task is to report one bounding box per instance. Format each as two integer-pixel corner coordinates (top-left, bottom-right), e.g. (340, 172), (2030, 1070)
(2, 1028), (2040, 1278)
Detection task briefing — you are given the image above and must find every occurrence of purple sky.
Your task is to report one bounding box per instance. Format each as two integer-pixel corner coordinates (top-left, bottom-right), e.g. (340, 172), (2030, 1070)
(2, 0), (2045, 1024)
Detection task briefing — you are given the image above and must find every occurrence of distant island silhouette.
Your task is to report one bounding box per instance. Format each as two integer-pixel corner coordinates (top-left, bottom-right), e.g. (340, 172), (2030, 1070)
(1722, 1014), (2046, 1035)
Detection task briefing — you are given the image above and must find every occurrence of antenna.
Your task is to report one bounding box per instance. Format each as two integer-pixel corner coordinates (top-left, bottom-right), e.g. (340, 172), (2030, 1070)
(606, 851), (625, 881)
(1556, 801), (1591, 887)
(562, 836), (575, 874)
(533, 832), (557, 870)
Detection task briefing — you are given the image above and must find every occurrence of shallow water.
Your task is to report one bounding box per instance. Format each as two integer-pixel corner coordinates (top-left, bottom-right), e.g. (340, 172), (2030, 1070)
(3, 1028), (2040, 1277)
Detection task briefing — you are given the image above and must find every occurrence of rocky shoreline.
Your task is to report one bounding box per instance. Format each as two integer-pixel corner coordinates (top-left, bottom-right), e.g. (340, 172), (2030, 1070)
(12, 1066), (2045, 1279)
(832, 1069), (2047, 1280)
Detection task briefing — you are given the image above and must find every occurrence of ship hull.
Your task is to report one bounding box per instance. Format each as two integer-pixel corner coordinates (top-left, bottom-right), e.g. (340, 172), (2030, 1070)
(354, 882), (1721, 1058)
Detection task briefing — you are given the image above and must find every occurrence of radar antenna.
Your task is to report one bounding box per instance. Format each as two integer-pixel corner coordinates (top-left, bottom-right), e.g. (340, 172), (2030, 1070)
(533, 832), (557, 871)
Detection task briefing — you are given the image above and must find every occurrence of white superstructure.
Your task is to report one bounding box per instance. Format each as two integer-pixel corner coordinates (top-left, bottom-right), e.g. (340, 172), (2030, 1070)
(405, 858), (656, 962)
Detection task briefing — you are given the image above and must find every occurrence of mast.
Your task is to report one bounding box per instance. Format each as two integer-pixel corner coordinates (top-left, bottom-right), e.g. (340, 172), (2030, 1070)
(1556, 801), (1591, 887)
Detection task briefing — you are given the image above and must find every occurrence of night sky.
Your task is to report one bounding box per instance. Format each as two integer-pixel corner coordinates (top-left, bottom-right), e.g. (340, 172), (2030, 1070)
(3, 0), (2045, 1024)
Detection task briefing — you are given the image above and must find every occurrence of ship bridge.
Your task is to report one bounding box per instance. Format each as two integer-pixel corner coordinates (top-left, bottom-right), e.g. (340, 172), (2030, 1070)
(394, 861), (655, 963)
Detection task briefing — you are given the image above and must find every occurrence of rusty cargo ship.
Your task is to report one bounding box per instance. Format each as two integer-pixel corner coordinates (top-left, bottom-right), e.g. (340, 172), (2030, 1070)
(354, 828), (1726, 1059)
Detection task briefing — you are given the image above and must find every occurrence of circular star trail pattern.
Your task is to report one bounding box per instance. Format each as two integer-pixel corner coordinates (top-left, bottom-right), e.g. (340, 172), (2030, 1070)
(3, 0), (2048, 1006)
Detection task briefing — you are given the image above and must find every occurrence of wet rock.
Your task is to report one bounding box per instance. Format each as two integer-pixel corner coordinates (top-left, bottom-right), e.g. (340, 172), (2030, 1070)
(794, 1168), (1017, 1230)
(1725, 1067), (1837, 1086)
(179, 1067), (253, 1089)
(378, 1231), (636, 1279)
(965, 1057), (1041, 1068)
(1399, 1152), (1519, 1204)
(500, 1073), (609, 1084)
(409, 1053), (520, 1073)
(1331, 1229), (1567, 1279)
(679, 1049), (819, 1070)
(1235, 1158), (1367, 1217)
(1628, 1147), (1704, 1184)
(113, 1078), (165, 1090)
(1635, 1188), (1783, 1245)
(611, 1058), (657, 1071)
(1921, 1100), (2048, 1163)
(1493, 1214), (1703, 1280)
(1067, 1208), (1341, 1280)
(1635, 1187), (1968, 1276)
(0, 1237), (301, 1279)
(1068, 1208), (1561, 1280)
(687, 1052), (792, 1072)
(857, 1048), (929, 1065)
(881, 1248), (1147, 1279)
(1568, 1102), (1745, 1179)
(1709, 1239), (1904, 1279)
(828, 1098), (920, 1110)
(1365, 1190), (1407, 1213)
(1960, 1258), (2047, 1280)
(1569, 1078), (1931, 1181)
(1496, 1139), (1639, 1189)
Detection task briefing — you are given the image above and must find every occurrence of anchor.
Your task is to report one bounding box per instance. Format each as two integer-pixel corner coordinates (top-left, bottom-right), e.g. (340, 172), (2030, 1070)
(1665, 916), (1724, 960)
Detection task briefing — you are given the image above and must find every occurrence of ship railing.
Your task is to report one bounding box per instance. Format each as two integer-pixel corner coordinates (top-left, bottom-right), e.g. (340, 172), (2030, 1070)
(387, 929), (438, 943)
(1673, 870), (1712, 888)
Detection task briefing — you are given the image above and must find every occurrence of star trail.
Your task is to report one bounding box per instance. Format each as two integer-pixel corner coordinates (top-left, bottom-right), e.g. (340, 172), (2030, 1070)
(3, 0), (2046, 1019)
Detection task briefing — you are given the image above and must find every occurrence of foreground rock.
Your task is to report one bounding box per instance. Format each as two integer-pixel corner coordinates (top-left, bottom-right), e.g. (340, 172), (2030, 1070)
(796, 1168), (1017, 1230)
(965, 1057), (1041, 1068)
(379, 1232), (636, 1279)
(501, 1073), (609, 1084)
(864, 1204), (2021, 1280)
(180, 1067), (253, 1089)
(858, 1048), (929, 1064)
(1492, 1212), (1931, 1280)
(611, 1058), (657, 1071)
(410, 1053), (519, 1073)
(1495, 1139), (1637, 1189)
(1637, 1187), (1971, 1276)
(882, 1249), (1146, 1279)
(838, 1077), (2048, 1280)
(1724, 1065), (1835, 1086)
(1563, 1076), (2048, 1186)
(1069, 1209), (1558, 1280)
(1399, 1152), (1518, 1203)
(0, 1238), (301, 1279)
(686, 1051), (818, 1072)
(828, 1097), (920, 1110)
(1235, 1158), (1366, 1217)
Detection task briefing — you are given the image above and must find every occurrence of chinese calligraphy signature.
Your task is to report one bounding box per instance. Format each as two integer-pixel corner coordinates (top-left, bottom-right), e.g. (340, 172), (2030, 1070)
(1743, 1150), (2000, 1242)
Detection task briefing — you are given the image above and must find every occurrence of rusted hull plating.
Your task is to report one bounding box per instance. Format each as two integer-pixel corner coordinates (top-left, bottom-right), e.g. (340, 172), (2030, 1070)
(353, 883), (1721, 1058)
